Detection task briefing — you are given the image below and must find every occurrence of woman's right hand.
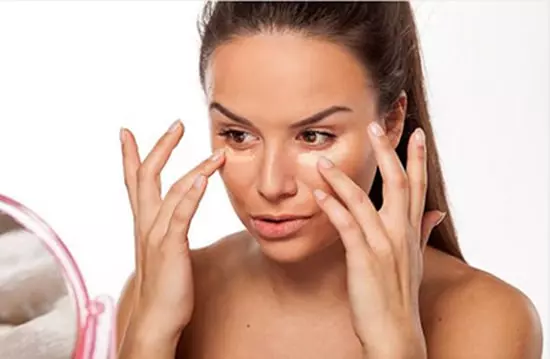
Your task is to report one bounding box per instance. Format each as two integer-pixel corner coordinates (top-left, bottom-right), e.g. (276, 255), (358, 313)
(118, 120), (225, 357)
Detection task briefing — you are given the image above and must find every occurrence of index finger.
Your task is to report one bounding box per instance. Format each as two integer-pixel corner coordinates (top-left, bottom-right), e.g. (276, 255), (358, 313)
(147, 148), (226, 242)
(120, 127), (141, 222)
(136, 120), (184, 236)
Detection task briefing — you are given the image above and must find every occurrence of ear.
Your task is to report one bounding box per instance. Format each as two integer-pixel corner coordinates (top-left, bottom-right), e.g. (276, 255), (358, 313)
(383, 90), (407, 149)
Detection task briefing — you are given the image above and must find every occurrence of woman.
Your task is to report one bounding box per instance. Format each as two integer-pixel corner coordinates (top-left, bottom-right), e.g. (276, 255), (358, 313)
(116, 2), (542, 358)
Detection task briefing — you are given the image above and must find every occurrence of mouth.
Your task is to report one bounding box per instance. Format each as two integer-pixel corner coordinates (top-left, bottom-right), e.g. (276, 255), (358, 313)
(249, 214), (313, 240)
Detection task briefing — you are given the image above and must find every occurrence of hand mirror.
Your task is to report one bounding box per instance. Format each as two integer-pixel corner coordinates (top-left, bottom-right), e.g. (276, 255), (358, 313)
(0, 194), (115, 359)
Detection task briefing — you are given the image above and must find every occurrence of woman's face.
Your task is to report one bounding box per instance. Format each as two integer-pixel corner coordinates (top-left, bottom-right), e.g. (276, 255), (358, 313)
(205, 33), (382, 263)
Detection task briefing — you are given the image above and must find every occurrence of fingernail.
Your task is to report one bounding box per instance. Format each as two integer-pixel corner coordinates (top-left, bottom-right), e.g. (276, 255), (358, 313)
(210, 148), (225, 161)
(120, 127), (126, 144)
(193, 174), (205, 188)
(313, 189), (327, 201)
(414, 128), (425, 145)
(435, 211), (447, 226)
(168, 119), (181, 133)
(369, 122), (384, 137)
(318, 156), (334, 169)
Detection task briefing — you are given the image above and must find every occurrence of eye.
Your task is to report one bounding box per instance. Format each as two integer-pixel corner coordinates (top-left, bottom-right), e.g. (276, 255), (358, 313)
(298, 130), (336, 147)
(217, 129), (256, 146)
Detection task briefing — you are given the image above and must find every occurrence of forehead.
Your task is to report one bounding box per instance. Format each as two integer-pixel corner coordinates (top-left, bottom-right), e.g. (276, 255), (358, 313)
(205, 33), (374, 120)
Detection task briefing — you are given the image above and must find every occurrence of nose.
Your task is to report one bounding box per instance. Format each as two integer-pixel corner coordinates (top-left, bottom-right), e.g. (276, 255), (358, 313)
(256, 147), (297, 202)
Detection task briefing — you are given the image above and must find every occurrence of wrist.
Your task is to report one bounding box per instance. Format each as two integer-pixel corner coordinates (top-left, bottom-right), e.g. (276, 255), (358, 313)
(118, 314), (183, 359)
(360, 321), (426, 359)
(132, 305), (186, 342)
(362, 342), (426, 359)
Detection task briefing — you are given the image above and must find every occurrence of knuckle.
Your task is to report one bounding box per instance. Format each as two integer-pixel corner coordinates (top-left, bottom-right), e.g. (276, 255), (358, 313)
(392, 174), (409, 190)
(137, 164), (150, 181)
(167, 179), (188, 198)
(346, 251), (370, 271)
(374, 239), (394, 259)
(410, 177), (427, 192)
(418, 180), (428, 192)
(354, 188), (369, 204)
(171, 206), (191, 224)
(145, 228), (161, 246)
(339, 215), (357, 233)
(185, 181), (201, 195)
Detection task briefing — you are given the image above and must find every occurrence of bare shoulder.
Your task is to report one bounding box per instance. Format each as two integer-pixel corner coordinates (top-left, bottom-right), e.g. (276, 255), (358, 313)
(190, 230), (251, 279)
(176, 231), (252, 357)
(188, 230), (253, 301)
(421, 247), (543, 359)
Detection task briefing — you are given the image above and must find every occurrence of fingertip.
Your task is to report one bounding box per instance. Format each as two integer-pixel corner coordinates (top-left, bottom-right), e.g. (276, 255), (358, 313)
(413, 127), (425, 146)
(317, 156), (334, 170)
(368, 121), (385, 138)
(122, 127), (137, 146)
(120, 127), (126, 145)
(313, 188), (328, 202)
(210, 147), (225, 162)
(167, 119), (182, 133)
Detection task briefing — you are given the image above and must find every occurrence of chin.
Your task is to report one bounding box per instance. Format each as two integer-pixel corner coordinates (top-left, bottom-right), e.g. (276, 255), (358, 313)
(252, 229), (338, 264)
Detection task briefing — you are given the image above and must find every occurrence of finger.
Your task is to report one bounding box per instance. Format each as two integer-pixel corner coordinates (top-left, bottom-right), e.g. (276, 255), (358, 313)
(120, 128), (141, 222)
(148, 149), (225, 242)
(316, 156), (387, 248)
(137, 120), (184, 237)
(312, 188), (370, 257)
(420, 211), (446, 249)
(367, 121), (409, 221)
(120, 128), (144, 271)
(161, 173), (208, 252)
(407, 128), (428, 228)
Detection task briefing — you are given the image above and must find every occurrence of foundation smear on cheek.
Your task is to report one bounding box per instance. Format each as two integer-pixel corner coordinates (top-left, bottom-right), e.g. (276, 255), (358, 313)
(223, 147), (256, 164)
(296, 149), (348, 169)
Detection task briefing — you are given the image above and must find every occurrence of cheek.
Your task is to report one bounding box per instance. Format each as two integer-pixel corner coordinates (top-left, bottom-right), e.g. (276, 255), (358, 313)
(219, 147), (256, 194)
(294, 151), (324, 188)
(294, 140), (375, 193)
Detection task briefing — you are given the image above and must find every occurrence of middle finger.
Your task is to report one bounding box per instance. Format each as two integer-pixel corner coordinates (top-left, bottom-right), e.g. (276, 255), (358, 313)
(316, 156), (387, 246)
(367, 121), (409, 222)
(137, 119), (184, 237)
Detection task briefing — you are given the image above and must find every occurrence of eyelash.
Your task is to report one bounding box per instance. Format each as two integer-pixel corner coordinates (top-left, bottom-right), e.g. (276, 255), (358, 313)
(217, 128), (337, 148)
(217, 129), (253, 145)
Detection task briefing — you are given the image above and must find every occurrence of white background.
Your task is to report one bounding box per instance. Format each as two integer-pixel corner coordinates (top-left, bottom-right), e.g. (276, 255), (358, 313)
(0, 1), (548, 356)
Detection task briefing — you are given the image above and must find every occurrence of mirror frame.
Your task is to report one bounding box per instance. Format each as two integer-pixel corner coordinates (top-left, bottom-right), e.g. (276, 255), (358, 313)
(0, 194), (115, 359)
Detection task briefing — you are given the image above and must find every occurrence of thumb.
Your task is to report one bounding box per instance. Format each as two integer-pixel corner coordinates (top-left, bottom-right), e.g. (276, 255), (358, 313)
(420, 210), (446, 249)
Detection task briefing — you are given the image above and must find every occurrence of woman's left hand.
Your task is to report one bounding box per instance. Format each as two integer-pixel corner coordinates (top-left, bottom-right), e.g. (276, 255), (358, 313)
(313, 121), (446, 359)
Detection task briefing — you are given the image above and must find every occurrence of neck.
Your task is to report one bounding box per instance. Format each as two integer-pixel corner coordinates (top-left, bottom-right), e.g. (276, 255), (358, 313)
(252, 238), (349, 310)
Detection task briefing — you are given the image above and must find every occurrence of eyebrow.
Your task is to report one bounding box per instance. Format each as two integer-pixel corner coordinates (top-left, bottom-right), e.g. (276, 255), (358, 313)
(209, 101), (353, 129)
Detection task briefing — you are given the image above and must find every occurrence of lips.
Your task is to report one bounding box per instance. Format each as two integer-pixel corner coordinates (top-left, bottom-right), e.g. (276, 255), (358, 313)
(250, 214), (312, 239)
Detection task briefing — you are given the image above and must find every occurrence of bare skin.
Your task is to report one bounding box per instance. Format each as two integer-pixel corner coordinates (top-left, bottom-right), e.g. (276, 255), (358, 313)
(116, 33), (542, 358)
(118, 235), (542, 359)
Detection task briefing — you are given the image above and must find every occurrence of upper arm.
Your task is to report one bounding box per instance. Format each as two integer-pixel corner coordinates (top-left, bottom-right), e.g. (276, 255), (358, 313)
(115, 273), (136, 351)
(425, 272), (543, 358)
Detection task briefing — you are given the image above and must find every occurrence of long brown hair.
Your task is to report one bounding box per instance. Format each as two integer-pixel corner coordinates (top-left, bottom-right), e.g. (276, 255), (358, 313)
(197, 1), (465, 261)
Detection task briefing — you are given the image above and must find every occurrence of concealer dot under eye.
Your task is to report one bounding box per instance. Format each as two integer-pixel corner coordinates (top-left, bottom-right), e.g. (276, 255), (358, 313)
(296, 150), (346, 169)
(223, 146), (256, 163)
